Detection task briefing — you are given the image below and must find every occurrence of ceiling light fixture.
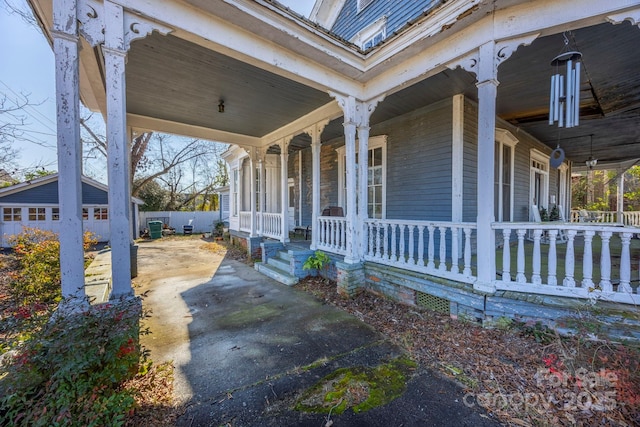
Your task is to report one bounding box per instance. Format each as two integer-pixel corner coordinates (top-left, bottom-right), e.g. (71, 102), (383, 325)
(549, 32), (582, 129)
(218, 100), (225, 113)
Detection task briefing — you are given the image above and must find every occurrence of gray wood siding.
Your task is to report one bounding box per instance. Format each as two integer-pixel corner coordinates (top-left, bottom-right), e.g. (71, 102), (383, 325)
(331, 0), (441, 42)
(375, 98), (453, 221)
(0, 181), (109, 205)
(464, 100), (558, 223)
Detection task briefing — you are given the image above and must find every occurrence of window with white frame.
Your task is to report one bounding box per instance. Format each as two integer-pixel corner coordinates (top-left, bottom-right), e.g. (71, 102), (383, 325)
(52, 207), (60, 221)
(337, 135), (387, 219)
(530, 149), (550, 209)
(82, 208), (89, 220)
(357, 0), (374, 13)
(352, 17), (386, 50)
(494, 129), (518, 222)
(232, 168), (239, 216)
(28, 207), (45, 221)
(3, 207), (21, 221)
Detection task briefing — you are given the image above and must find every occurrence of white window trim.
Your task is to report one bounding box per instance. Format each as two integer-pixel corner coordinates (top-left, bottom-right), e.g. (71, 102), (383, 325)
(336, 135), (387, 219)
(351, 16), (386, 49)
(495, 128), (518, 222)
(530, 148), (550, 210)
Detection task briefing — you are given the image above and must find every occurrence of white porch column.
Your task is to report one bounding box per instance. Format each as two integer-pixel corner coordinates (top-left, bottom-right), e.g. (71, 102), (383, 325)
(475, 42), (499, 292)
(280, 137), (291, 243)
(103, 1), (132, 298)
(307, 121), (328, 251)
(52, 0), (86, 301)
(356, 97), (383, 259)
(249, 148), (257, 237)
(617, 172), (625, 224)
(258, 150), (266, 235)
(344, 120), (357, 263)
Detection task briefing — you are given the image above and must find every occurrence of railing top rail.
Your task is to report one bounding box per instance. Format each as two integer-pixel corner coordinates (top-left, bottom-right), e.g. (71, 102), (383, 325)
(494, 222), (638, 233)
(318, 215), (346, 220)
(364, 218), (476, 229)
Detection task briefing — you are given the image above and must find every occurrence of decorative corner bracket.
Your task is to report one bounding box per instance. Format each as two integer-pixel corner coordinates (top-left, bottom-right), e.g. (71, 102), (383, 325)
(606, 10), (640, 28)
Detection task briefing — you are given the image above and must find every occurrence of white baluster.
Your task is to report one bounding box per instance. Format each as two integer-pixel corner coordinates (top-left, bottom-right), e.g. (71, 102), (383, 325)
(408, 225), (416, 265)
(375, 223), (382, 259)
(619, 232), (633, 293)
(383, 224), (390, 260)
(418, 225), (425, 267)
(532, 229), (542, 285)
(391, 224), (397, 262)
(563, 230), (577, 287)
(463, 227), (472, 277)
(502, 229), (511, 283)
(516, 229), (527, 283)
(367, 223), (374, 257)
(599, 231), (613, 292)
(547, 229), (558, 286)
(438, 227), (447, 272)
(399, 224), (406, 264)
(451, 227), (459, 274)
(582, 230), (595, 289)
(427, 225), (435, 270)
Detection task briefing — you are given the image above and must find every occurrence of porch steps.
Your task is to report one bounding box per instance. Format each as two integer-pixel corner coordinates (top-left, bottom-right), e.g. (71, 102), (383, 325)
(255, 250), (298, 286)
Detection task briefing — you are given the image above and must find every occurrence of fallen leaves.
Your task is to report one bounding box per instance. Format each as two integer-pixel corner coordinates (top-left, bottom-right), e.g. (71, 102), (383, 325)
(295, 277), (640, 427)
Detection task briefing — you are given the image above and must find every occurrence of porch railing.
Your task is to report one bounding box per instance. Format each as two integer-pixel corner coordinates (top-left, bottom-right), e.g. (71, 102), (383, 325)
(569, 210), (637, 224)
(316, 216), (347, 255)
(261, 212), (282, 239)
(494, 223), (640, 305)
(363, 219), (477, 282)
(239, 211), (251, 232)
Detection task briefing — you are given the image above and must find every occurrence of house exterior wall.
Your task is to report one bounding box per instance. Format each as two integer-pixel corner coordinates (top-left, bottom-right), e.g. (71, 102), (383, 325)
(0, 181), (109, 205)
(331, 0), (441, 42)
(298, 95), (564, 227)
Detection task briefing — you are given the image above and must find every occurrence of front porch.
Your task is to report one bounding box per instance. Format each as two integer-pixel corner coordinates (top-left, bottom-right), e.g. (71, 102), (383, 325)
(241, 216), (640, 304)
(243, 218), (640, 340)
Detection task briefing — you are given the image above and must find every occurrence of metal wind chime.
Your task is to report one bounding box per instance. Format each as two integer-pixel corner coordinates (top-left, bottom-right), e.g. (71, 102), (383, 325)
(549, 32), (582, 128)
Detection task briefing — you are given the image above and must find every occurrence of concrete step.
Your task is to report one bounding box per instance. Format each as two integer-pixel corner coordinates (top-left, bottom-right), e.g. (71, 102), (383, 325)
(278, 250), (292, 261)
(255, 262), (298, 286)
(268, 256), (290, 272)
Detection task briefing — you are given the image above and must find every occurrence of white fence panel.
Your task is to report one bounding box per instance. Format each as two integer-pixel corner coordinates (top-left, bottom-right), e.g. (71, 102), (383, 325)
(139, 211), (224, 233)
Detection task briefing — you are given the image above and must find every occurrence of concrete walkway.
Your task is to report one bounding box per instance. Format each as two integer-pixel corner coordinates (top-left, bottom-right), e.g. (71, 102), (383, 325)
(130, 238), (500, 426)
(84, 248), (112, 303)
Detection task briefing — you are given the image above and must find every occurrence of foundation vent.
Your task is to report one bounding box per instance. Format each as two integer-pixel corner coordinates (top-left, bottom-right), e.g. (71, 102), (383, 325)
(416, 291), (449, 314)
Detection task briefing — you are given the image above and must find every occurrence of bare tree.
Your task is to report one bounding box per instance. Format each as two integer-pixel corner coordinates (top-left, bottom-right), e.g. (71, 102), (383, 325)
(0, 92), (51, 173)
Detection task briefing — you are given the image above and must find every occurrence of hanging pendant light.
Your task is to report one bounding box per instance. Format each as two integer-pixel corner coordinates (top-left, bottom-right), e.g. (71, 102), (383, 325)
(549, 32), (582, 128)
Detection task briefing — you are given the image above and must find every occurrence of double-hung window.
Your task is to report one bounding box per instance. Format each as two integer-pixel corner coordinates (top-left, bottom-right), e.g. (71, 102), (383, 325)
(494, 129), (518, 222)
(337, 135), (387, 219)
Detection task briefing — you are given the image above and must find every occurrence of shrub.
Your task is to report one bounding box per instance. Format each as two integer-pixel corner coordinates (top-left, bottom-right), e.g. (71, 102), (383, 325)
(8, 227), (96, 305)
(303, 250), (331, 271)
(0, 298), (145, 427)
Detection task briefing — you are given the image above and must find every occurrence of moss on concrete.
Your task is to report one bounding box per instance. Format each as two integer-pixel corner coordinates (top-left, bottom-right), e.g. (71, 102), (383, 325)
(294, 356), (416, 415)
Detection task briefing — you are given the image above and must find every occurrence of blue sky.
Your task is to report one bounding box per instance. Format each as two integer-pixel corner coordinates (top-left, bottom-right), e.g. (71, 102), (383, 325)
(0, 0), (316, 177)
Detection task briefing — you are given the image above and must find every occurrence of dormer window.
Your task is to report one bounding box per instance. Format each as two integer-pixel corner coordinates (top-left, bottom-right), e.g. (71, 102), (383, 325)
(352, 16), (387, 50)
(357, 0), (374, 13)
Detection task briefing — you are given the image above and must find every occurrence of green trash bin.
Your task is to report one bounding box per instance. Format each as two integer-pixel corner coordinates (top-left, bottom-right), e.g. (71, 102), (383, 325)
(148, 221), (163, 239)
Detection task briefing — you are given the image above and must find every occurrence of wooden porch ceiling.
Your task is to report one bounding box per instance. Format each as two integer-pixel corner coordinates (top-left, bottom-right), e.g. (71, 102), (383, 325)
(121, 12), (640, 164)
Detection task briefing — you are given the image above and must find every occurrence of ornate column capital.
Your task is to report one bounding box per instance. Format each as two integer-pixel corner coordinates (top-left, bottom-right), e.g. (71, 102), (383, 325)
(78, 0), (172, 50)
